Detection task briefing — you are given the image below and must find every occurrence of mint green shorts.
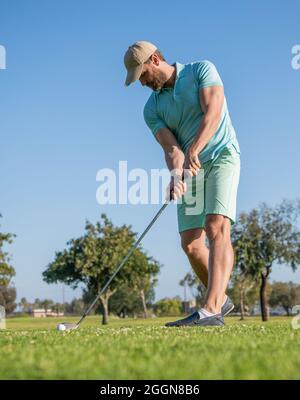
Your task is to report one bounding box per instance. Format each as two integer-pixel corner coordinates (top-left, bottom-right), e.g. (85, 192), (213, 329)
(177, 144), (241, 233)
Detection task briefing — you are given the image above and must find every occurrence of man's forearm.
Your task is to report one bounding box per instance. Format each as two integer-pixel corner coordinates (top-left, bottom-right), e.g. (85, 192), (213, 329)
(164, 146), (185, 176)
(189, 113), (220, 155)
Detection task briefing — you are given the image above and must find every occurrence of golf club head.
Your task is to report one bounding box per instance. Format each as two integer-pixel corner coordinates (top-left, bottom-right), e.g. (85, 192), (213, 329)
(57, 322), (78, 331)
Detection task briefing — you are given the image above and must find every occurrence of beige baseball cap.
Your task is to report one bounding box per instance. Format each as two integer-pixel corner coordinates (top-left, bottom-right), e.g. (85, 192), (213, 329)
(124, 41), (157, 86)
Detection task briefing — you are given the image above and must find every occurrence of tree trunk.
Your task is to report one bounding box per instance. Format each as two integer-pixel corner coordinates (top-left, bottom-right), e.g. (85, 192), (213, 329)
(98, 288), (116, 325)
(284, 307), (290, 316)
(140, 289), (148, 318)
(100, 295), (109, 325)
(260, 272), (268, 321)
(240, 288), (245, 320)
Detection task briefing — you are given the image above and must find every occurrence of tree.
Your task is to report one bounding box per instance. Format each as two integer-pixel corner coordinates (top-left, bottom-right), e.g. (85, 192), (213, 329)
(232, 200), (300, 321)
(126, 248), (160, 317)
(33, 298), (42, 309)
(64, 298), (85, 315)
(269, 281), (300, 316)
(0, 216), (16, 314)
(227, 277), (260, 319)
(52, 302), (65, 314)
(109, 277), (157, 318)
(179, 272), (206, 307)
(43, 214), (161, 325)
(231, 222), (260, 319)
(109, 285), (143, 318)
(19, 297), (31, 313)
(41, 299), (54, 313)
(0, 285), (17, 314)
(0, 215), (16, 287)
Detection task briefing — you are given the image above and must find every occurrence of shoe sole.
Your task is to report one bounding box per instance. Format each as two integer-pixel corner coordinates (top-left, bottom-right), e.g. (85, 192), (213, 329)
(223, 304), (234, 317)
(165, 323), (224, 327)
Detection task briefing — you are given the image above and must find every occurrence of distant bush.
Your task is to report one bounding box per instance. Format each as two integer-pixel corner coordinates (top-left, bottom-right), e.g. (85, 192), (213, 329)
(153, 297), (182, 317)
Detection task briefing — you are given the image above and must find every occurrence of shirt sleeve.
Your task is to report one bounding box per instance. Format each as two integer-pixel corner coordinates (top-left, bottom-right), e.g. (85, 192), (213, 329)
(143, 100), (167, 137)
(194, 60), (224, 89)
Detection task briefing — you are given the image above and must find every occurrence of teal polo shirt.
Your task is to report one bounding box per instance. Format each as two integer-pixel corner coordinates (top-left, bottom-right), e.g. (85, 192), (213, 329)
(143, 60), (240, 164)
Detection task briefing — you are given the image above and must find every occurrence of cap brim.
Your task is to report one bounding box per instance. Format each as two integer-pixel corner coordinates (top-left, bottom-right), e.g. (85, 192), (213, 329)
(125, 64), (143, 86)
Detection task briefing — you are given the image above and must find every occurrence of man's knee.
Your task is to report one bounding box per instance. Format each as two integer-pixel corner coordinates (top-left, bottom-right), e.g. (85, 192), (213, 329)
(205, 214), (230, 242)
(180, 229), (206, 257)
(181, 240), (198, 257)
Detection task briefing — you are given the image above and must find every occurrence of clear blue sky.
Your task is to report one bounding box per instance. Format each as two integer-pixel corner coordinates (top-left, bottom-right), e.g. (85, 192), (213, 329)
(1, 0), (299, 303)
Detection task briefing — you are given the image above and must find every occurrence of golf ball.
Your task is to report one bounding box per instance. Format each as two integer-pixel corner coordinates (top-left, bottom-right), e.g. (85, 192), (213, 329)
(57, 323), (66, 331)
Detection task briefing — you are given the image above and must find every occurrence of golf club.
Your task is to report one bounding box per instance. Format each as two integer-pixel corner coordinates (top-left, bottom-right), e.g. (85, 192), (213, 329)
(56, 199), (170, 331)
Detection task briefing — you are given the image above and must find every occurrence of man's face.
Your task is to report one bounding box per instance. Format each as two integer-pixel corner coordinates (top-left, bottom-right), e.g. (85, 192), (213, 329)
(139, 60), (165, 91)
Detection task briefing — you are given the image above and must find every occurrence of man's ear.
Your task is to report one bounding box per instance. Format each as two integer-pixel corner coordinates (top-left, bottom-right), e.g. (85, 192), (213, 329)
(150, 53), (160, 66)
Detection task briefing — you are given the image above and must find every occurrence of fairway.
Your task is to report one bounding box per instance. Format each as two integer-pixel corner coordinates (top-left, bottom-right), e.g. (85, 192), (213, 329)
(1, 316), (300, 380)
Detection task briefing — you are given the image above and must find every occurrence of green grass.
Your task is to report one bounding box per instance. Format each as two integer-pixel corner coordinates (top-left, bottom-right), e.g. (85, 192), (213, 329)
(1, 315), (300, 379)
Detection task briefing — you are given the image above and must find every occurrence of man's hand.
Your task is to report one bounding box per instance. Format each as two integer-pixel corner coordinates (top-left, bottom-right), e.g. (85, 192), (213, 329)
(183, 148), (201, 178)
(166, 172), (187, 201)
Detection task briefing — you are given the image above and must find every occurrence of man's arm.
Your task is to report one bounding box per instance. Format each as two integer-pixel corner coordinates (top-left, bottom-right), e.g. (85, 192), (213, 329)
(155, 127), (187, 200)
(183, 86), (224, 174)
(156, 127), (185, 174)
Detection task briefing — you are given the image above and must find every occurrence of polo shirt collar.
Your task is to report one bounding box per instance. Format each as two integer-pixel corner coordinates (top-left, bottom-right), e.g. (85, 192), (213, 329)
(155, 62), (185, 94)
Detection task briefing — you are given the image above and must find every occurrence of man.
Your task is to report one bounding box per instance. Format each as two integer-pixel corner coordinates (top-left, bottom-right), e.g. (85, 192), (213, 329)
(124, 41), (241, 327)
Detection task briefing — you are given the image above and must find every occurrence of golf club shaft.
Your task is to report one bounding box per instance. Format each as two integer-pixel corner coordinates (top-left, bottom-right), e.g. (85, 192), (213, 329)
(75, 200), (170, 326)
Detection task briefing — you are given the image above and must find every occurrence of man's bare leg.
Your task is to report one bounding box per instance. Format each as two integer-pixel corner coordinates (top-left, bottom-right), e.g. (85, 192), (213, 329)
(165, 221), (232, 327)
(203, 214), (234, 314)
(180, 227), (228, 305)
(180, 228), (209, 287)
